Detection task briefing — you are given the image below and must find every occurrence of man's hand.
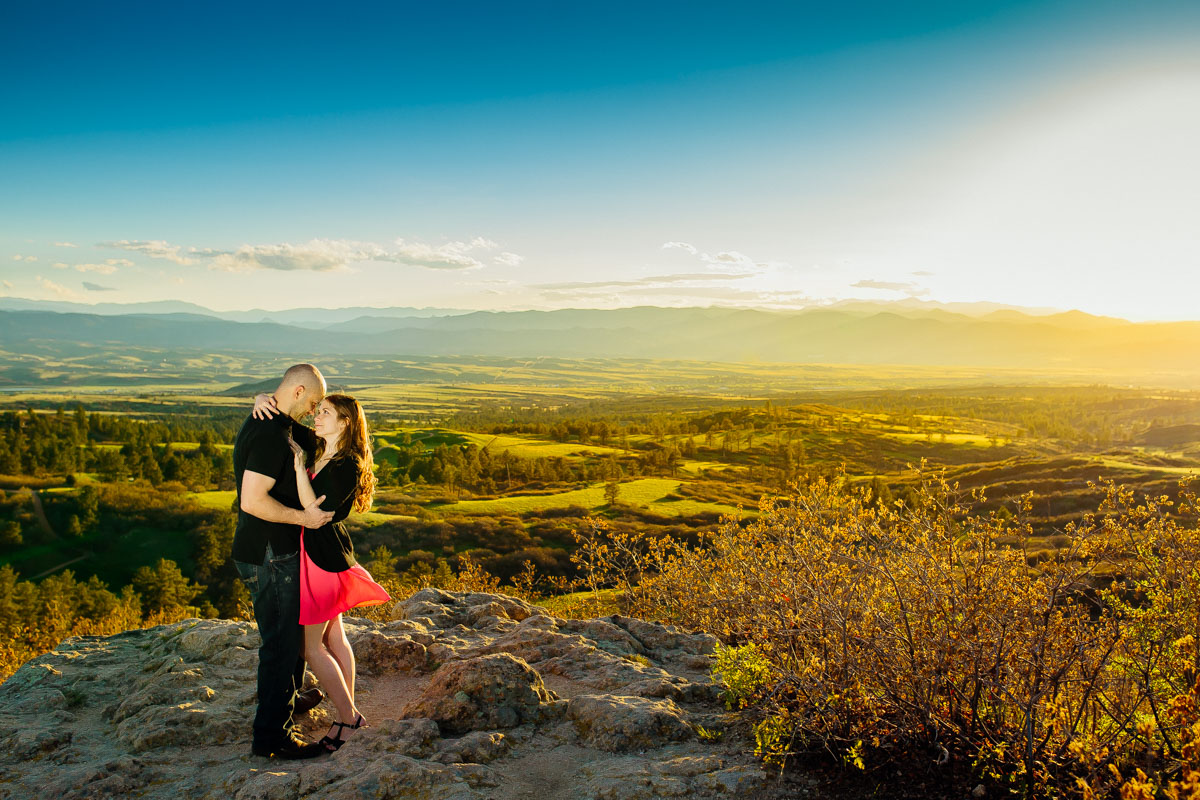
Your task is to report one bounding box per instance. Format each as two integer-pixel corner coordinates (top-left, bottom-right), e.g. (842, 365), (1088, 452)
(242, 470), (331, 528)
(301, 501), (334, 529)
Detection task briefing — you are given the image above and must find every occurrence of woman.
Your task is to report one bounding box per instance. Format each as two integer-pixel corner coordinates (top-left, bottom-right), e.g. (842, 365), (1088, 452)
(254, 392), (390, 752)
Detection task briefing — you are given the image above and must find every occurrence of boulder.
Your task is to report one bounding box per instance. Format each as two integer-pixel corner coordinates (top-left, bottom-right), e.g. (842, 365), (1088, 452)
(350, 629), (430, 673)
(401, 652), (557, 733)
(567, 694), (694, 752)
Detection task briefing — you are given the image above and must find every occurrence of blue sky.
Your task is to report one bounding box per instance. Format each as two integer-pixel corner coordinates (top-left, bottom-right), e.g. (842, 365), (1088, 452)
(2, 1), (1198, 318)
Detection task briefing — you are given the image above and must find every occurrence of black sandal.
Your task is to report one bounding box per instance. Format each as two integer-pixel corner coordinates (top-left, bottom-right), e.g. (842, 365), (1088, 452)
(320, 714), (365, 751)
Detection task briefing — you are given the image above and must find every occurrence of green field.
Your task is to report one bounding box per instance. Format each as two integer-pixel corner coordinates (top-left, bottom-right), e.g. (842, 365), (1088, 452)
(374, 428), (627, 459)
(457, 432), (625, 459)
(188, 490), (236, 510)
(1096, 457), (1200, 476)
(880, 431), (998, 446)
(430, 478), (742, 517)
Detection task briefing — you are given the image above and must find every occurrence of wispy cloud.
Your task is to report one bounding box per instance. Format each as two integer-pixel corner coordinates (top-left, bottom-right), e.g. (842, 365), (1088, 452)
(1, 281), (13, 290)
(541, 285), (814, 306)
(82, 281), (116, 292)
(53, 242), (78, 248)
(100, 239), (194, 264)
(852, 279), (930, 297)
(35, 276), (81, 300)
(536, 273), (757, 291)
(662, 241), (698, 255)
(203, 238), (497, 272)
(203, 241), (352, 272)
(707, 251), (758, 269)
(660, 241), (781, 275)
(371, 238), (495, 271)
(100, 236), (512, 272)
(12, 254), (37, 262)
(74, 263), (119, 275)
(637, 286), (811, 300)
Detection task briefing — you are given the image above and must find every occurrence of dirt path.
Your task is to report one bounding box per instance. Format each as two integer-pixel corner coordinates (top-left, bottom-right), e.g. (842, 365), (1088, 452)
(28, 553), (90, 580)
(355, 672), (426, 721)
(21, 487), (58, 540)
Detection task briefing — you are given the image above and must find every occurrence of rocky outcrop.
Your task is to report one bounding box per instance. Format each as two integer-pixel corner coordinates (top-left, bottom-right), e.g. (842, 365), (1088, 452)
(402, 652), (561, 733)
(0, 590), (768, 800)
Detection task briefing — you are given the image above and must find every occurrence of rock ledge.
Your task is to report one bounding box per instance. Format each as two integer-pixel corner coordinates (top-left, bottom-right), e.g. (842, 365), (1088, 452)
(0, 591), (767, 800)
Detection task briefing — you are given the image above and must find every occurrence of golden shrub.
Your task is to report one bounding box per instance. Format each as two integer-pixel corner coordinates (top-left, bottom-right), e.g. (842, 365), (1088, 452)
(574, 469), (1200, 798)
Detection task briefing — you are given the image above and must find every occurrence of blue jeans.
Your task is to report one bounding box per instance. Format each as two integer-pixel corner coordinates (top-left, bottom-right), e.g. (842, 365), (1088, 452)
(235, 545), (306, 746)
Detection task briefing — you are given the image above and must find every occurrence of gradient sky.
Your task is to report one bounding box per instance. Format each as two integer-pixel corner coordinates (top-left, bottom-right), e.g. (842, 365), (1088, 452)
(2, 0), (1198, 319)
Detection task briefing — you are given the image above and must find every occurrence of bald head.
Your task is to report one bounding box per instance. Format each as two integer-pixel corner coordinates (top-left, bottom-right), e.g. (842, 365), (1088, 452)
(275, 363), (326, 420)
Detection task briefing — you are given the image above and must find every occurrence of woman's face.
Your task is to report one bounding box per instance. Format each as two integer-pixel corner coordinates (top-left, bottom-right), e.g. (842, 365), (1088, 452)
(313, 401), (347, 439)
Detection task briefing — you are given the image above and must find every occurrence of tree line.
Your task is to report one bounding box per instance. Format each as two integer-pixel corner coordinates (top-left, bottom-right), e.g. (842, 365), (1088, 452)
(0, 407), (236, 489)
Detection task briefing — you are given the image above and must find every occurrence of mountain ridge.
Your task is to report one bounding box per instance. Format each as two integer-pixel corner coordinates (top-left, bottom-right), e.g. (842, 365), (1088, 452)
(4, 303), (1199, 378)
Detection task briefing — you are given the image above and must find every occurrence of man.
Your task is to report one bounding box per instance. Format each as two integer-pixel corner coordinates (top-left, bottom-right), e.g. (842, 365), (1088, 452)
(232, 363), (335, 759)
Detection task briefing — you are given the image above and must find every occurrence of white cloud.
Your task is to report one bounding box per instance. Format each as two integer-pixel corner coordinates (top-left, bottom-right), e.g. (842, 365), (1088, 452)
(104, 258), (134, 268)
(541, 285), (814, 306)
(12, 254), (36, 262)
(36, 276), (81, 300)
(851, 279), (930, 297)
(372, 238), (495, 270)
(75, 263), (118, 275)
(662, 242), (698, 255)
(536, 273), (757, 291)
(53, 241), (78, 248)
(710, 251), (759, 269)
(53, 262), (68, 269)
(637, 286), (813, 301)
(99, 239), (194, 264)
(194, 237), (506, 272)
(1, 280), (12, 290)
(205, 240), (352, 272)
(660, 241), (774, 275)
(83, 281), (116, 292)
(95, 236), (515, 274)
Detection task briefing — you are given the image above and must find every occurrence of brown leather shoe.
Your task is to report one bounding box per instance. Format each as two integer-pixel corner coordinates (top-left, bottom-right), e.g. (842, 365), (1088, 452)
(293, 687), (325, 715)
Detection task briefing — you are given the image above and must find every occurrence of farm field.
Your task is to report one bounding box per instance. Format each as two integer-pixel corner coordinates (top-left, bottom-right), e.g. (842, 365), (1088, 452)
(429, 478), (742, 517)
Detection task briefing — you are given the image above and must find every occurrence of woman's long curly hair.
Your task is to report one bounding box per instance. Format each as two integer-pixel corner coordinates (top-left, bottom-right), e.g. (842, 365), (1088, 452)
(312, 393), (376, 513)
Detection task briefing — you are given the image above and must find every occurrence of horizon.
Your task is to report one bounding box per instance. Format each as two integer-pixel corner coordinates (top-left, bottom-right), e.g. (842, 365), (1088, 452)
(0, 294), (1090, 320)
(2, 1), (1198, 322)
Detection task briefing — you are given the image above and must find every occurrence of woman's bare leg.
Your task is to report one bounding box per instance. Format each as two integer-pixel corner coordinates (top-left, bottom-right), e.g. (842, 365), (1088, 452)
(323, 614), (356, 702)
(303, 621), (360, 745)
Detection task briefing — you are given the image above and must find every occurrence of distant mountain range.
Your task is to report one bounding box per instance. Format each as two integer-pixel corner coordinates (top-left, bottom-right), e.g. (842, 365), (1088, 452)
(0, 298), (1196, 378)
(0, 298), (462, 326)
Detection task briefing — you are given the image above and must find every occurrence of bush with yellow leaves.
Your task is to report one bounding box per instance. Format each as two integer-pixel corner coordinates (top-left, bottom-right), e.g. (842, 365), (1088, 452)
(573, 468), (1200, 798)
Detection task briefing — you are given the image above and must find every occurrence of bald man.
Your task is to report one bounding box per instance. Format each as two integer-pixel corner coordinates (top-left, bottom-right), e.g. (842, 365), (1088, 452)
(232, 363), (335, 759)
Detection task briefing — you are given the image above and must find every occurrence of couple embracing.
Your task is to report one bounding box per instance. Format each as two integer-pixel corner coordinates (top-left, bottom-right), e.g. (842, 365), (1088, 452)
(231, 364), (390, 759)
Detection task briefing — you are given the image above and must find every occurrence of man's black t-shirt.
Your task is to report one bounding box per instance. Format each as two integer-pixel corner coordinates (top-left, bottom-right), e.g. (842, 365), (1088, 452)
(231, 412), (318, 564)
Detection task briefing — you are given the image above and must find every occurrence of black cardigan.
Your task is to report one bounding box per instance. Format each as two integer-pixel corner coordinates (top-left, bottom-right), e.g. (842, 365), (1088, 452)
(304, 457), (361, 572)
